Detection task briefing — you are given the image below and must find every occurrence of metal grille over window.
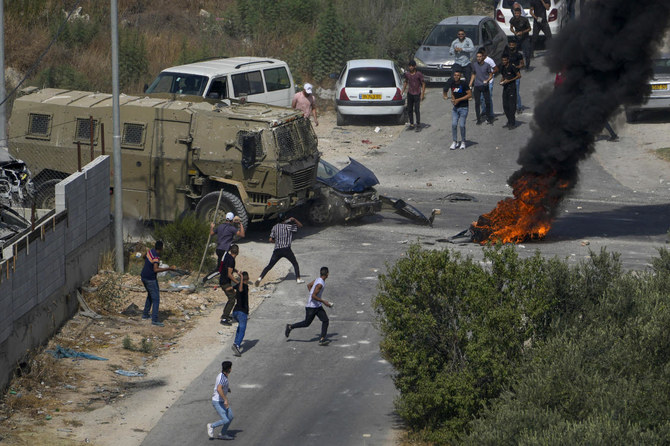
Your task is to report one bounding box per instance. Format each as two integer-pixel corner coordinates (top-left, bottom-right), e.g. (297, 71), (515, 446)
(237, 131), (263, 158)
(295, 119), (317, 156)
(122, 123), (144, 146)
(75, 118), (97, 142)
(28, 113), (51, 136)
(274, 125), (299, 159)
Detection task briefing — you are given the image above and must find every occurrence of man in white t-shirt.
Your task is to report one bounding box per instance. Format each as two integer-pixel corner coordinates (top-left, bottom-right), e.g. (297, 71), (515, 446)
(207, 361), (234, 440)
(479, 47), (498, 117)
(285, 267), (333, 345)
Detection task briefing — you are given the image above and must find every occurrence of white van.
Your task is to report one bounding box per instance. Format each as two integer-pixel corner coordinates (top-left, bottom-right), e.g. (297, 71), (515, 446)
(144, 57), (296, 107)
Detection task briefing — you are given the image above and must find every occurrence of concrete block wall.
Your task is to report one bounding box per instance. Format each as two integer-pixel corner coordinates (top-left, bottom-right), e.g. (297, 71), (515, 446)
(0, 156), (111, 390)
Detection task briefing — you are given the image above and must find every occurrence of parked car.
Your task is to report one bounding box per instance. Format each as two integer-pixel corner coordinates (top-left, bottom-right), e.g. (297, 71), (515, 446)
(413, 16), (508, 83)
(145, 57), (296, 107)
(494, 0), (568, 39)
(333, 59), (405, 126)
(625, 53), (670, 122)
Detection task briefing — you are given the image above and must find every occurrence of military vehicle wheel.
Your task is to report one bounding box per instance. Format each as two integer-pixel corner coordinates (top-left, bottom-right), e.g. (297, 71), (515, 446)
(307, 199), (332, 225)
(336, 111), (347, 126)
(196, 190), (249, 229)
(34, 179), (61, 209)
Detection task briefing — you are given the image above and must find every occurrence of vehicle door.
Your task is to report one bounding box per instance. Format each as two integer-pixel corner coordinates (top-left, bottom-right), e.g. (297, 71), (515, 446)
(119, 120), (153, 219)
(230, 70), (267, 104)
(205, 76), (228, 100)
(262, 66), (294, 107)
(484, 19), (507, 64)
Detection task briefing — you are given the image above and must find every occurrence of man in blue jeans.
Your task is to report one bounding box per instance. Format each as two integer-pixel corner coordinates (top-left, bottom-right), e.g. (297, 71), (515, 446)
(141, 240), (175, 327)
(443, 67), (472, 150)
(207, 361), (234, 440)
(231, 272), (249, 356)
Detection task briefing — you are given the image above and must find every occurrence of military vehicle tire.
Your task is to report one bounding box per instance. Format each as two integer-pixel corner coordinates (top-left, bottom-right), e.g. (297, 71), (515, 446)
(307, 199), (332, 226)
(196, 190), (249, 229)
(34, 179), (61, 209)
(336, 111), (347, 126)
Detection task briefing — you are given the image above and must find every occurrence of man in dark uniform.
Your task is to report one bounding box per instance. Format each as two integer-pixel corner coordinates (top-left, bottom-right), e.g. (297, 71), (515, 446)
(530, 0), (552, 56)
(499, 54), (521, 129)
(510, 7), (532, 69)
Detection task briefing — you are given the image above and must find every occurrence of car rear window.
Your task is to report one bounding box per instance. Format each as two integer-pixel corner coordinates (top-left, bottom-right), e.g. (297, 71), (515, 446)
(652, 57), (670, 75)
(502, 0), (531, 7)
(422, 24), (479, 46)
(345, 68), (396, 88)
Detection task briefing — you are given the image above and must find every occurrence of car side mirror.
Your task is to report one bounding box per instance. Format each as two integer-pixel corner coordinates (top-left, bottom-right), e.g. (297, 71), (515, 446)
(241, 134), (258, 169)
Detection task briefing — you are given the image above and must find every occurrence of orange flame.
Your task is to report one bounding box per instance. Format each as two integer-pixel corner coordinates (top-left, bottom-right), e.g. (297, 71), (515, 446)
(471, 172), (570, 244)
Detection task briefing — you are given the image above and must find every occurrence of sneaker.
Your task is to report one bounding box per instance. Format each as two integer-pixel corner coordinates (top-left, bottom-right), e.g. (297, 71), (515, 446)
(318, 337), (330, 346)
(285, 324), (292, 338)
(459, 141), (466, 150)
(141, 315), (150, 320)
(218, 433), (234, 440)
(231, 344), (242, 357)
(476, 119), (482, 125)
(407, 124), (415, 130)
(220, 319), (232, 326)
(296, 278), (305, 284)
(415, 124), (422, 132)
(207, 423), (214, 438)
(151, 321), (164, 327)
(608, 135), (619, 142)
(449, 141), (457, 150)
(254, 278), (261, 287)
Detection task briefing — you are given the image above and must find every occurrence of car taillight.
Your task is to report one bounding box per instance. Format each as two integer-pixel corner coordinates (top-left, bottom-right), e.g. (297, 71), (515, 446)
(392, 88), (402, 101)
(548, 8), (557, 21)
(496, 9), (505, 23)
(339, 88), (350, 101)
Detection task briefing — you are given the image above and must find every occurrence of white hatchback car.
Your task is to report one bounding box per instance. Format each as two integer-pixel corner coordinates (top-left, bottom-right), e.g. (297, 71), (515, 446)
(333, 59), (406, 126)
(495, 0), (568, 38)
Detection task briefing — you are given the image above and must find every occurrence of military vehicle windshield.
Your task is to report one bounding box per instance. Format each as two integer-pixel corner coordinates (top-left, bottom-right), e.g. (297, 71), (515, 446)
(145, 72), (208, 96)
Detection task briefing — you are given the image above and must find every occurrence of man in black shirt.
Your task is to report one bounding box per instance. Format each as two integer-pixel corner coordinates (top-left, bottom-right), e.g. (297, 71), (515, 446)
(499, 54), (521, 129)
(220, 244), (240, 325)
(443, 69), (472, 150)
(510, 7), (532, 69)
(506, 39), (525, 113)
(530, 0), (552, 56)
(231, 272), (249, 356)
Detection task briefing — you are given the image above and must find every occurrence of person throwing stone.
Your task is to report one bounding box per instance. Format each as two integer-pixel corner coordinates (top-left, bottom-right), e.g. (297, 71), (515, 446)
(255, 215), (304, 287)
(285, 267), (332, 346)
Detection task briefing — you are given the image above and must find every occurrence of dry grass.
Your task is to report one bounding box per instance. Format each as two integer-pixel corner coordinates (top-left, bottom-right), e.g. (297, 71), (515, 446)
(655, 147), (670, 162)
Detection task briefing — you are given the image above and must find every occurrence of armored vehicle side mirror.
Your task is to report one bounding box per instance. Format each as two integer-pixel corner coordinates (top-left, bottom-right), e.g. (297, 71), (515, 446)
(241, 134), (257, 169)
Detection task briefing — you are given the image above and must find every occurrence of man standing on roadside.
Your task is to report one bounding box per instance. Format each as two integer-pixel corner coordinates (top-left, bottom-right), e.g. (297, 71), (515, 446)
(141, 240), (175, 327)
(506, 39), (526, 113)
(449, 29), (475, 82)
(444, 68), (472, 150)
(402, 60), (426, 132)
(207, 361), (234, 440)
(478, 47), (498, 120)
(292, 83), (318, 126)
(530, 0), (552, 56)
(500, 54), (521, 129)
(231, 272), (250, 357)
(510, 7), (532, 69)
(203, 211), (245, 284)
(470, 50), (494, 126)
(255, 215), (304, 287)
(220, 244), (240, 325)
(285, 267), (333, 346)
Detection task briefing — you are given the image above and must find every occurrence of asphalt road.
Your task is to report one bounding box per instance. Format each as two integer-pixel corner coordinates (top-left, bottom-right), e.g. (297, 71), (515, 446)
(141, 53), (668, 445)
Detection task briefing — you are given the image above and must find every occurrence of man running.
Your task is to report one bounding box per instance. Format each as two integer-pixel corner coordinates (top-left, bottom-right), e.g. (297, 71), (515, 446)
(255, 215), (304, 286)
(285, 267), (333, 346)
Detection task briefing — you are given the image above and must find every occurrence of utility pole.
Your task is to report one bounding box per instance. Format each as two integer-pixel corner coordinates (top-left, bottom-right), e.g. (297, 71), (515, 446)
(111, 0), (124, 272)
(0, 0), (7, 149)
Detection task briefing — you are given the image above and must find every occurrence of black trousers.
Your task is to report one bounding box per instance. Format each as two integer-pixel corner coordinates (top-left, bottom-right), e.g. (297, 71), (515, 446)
(290, 307), (329, 339)
(503, 84), (517, 126)
(406, 93), (421, 125)
(259, 247), (300, 280)
(532, 18), (552, 52)
(473, 85), (493, 123)
(519, 38), (532, 68)
(204, 248), (226, 282)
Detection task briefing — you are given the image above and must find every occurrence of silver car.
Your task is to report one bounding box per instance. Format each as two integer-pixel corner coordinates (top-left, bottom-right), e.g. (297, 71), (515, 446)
(413, 16), (508, 83)
(625, 53), (670, 122)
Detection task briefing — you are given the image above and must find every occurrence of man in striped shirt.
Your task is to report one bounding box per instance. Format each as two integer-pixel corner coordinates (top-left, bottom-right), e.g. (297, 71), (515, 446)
(254, 216), (304, 286)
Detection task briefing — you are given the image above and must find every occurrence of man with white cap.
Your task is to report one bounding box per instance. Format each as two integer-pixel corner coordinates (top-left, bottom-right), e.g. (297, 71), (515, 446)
(292, 83), (318, 126)
(203, 211), (245, 284)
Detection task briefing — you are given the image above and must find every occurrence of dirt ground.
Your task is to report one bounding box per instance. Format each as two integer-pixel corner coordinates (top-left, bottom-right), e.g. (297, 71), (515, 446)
(0, 109), (396, 446)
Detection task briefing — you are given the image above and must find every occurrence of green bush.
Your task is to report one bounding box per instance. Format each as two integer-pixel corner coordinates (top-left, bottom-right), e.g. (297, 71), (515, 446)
(34, 65), (91, 90)
(152, 213), (214, 272)
(119, 29), (148, 90)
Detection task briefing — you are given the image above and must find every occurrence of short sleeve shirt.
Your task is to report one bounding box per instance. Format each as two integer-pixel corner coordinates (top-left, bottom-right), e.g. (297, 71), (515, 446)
(293, 92), (315, 118)
(500, 63), (520, 83)
(233, 284), (249, 314)
(510, 15), (531, 38)
(214, 223), (238, 252)
(508, 51), (524, 69)
(140, 248), (159, 281)
(444, 78), (470, 108)
(212, 372), (229, 402)
(219, 253), (236, 287)
(471, 61), (493, 87)
(530, 0), (548, 21)
(306, 277), (325, 308)
(403, 71), (425, 95)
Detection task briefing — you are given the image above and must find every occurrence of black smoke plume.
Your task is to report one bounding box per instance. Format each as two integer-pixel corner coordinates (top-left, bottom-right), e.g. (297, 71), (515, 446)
(509, 0), (670, 218)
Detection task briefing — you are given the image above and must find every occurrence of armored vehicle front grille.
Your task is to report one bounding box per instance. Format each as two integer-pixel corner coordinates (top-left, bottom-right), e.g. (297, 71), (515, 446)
(274, 125), (299, 159)
(248, 192), (271, 203)
(291, 166), (315, 191)
(75, 118), (97, 142)
(122, 123), (145, 147)
(28, 113), (51, 137)
(295, 118), (317, 154)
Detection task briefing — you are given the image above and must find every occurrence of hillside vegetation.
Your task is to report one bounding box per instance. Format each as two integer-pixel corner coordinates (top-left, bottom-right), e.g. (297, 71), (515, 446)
(6, 0), (481, 98)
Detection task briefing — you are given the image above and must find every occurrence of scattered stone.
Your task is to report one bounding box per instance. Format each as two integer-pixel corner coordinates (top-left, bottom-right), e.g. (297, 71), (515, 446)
(121, 303), (142, 316)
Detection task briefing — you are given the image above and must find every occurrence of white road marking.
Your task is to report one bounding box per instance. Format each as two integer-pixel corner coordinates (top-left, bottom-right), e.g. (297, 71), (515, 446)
(358, 340), (370, 344)
(238, 384), (262, 389)
(343, 356), (357, 359)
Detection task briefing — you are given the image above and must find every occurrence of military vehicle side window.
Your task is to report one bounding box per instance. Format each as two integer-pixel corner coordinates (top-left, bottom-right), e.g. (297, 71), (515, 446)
(207, 77), (227, 99)
(232, 71), (265, 96)
(239, 131), (262, 169)
(75, 118), (98, 143)
(273, 125), (299, 159)
(121, 123), (146, 149)
(28, 113), (52, 139)
(264, 67), (290, 92)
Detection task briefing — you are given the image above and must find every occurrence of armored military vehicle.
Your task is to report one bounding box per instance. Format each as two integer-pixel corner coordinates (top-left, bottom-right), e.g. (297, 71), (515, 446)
(8, 88), (320, 227)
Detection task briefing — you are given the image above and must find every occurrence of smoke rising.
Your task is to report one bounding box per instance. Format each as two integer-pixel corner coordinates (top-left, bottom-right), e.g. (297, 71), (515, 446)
(509, 0), (670, 220)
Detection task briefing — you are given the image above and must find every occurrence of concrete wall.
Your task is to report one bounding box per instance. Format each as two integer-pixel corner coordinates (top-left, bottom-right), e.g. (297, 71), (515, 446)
(0, 156), (111, 390)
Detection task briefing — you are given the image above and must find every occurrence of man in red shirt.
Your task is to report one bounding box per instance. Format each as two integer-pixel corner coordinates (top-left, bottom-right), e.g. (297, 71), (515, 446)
(402, 60), (426, 132)
(292, 83), (318, 126)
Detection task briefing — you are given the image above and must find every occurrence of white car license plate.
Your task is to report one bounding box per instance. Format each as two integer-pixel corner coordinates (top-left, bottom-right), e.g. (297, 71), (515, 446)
(428, 76), (449, 82)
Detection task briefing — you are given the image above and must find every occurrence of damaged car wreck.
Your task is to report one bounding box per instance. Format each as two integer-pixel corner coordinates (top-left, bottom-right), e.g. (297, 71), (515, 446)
(307, 157), (438, 226)
(0, 150), (33, 249)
